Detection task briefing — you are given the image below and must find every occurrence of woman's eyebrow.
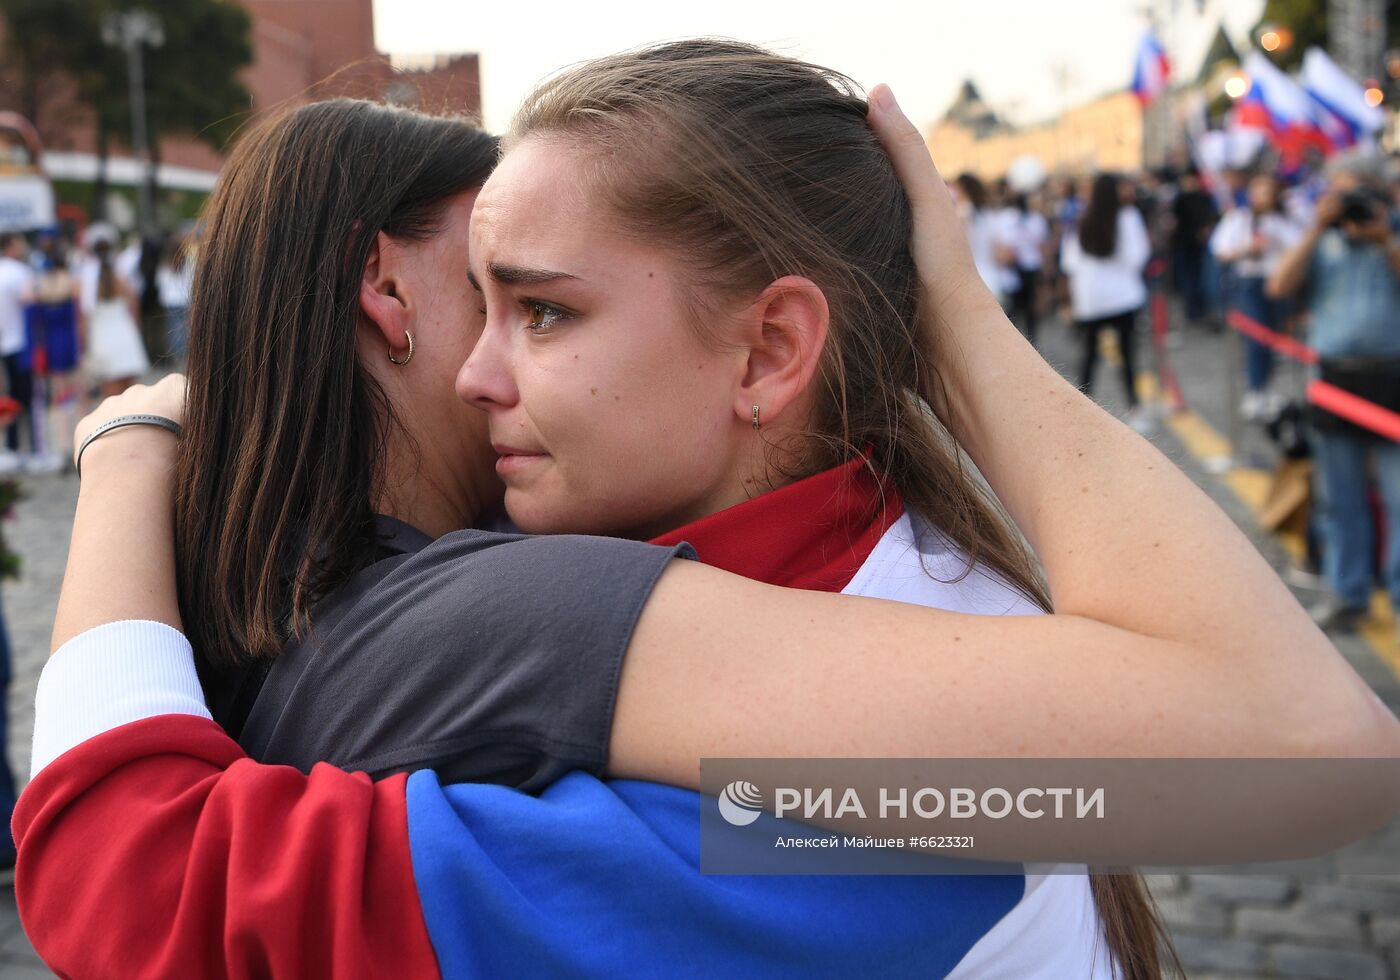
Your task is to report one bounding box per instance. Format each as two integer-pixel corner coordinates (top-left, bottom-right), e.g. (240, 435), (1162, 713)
(487, 262), (581, 285)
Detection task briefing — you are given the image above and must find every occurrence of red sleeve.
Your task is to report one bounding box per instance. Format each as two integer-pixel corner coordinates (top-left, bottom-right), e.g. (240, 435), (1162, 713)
(13, 715), (440, 980)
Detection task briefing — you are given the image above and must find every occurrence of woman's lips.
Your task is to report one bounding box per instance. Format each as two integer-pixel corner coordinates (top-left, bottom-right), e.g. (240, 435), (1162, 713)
(492, 445), (547, 478)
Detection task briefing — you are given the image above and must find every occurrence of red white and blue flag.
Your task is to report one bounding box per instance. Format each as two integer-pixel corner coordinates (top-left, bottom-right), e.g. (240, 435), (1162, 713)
(1233, 52), (1335, 167)
(1131, 31), (1172, 106)
(1300, 47), (1384, 150)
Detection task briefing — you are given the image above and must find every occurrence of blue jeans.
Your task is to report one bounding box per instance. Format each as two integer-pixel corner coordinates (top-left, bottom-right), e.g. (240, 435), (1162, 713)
(1230, 277), (1282, 393)
(1312, 428), (1400, 610)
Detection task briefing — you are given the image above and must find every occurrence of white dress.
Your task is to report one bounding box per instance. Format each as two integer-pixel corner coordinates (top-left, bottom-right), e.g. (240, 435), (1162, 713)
(86, 297), (150, 380)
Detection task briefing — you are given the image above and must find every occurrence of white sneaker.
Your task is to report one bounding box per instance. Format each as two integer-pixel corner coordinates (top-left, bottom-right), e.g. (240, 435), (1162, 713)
(1127, 407), (1156, 435)
(1239, 391), (1265, 421)
(0, 451), (21, 475)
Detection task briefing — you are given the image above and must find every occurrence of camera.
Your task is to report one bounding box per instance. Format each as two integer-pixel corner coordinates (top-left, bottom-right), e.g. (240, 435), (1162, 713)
(1335, 187), (1389, 227)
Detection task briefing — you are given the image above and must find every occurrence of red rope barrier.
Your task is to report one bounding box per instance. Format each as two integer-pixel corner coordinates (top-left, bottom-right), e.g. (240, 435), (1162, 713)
(1306, 380), (1400, 443)
(1150, 288), (1186, 411)
(1226, 309), (1397, 443)
(1225, 310), (1319, 365)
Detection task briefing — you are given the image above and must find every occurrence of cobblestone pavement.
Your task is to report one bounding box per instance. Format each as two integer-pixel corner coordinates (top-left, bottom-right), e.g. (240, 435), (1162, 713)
(0, 310), (1395, 977)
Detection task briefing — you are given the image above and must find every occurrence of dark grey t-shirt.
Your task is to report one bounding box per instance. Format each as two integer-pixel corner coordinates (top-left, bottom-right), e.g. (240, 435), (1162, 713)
(223, 517), (693, 792)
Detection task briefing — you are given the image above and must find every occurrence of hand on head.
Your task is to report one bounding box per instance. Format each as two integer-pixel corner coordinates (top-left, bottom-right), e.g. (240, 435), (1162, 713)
(865, 84), (999, 319)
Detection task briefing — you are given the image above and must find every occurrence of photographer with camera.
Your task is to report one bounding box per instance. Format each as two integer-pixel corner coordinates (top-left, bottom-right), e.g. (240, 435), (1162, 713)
(1267, 155), (1400, 639)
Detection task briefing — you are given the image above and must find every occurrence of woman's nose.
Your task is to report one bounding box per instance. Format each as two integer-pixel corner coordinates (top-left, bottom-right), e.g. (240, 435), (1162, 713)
(455, 326), (518, 411)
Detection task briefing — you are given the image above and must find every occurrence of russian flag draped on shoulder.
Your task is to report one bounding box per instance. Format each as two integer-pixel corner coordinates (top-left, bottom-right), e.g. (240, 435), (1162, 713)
(1131, 30), (1171, 106)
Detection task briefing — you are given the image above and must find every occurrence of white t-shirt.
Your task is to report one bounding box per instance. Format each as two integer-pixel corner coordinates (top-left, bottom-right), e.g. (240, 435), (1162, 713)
(1209, 208), (1304, 280)
(1059, 207), (1151, 321)
(156, 262), (193, 310)
(0, 256), (32, 357)
(79, 254), (141, 317)
(1006, 210), (1050, 272)
(966, 208), (1014, 302)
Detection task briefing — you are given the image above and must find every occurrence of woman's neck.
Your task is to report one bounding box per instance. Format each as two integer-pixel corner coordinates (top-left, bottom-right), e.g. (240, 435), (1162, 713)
(374, 448), (483, 540)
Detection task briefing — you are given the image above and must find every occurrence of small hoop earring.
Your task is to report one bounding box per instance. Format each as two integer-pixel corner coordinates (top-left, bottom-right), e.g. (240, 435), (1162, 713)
(751, 404), (761, 431)
(388, 330), (414, 365)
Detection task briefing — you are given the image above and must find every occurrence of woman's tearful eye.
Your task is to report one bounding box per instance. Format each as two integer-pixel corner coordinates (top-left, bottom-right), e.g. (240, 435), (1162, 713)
(523, 300), (570, 333)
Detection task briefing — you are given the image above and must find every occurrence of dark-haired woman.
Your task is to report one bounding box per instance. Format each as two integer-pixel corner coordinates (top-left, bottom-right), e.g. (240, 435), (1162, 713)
(1061, 172), (1153, 433)
(18, 63), (1399, 980)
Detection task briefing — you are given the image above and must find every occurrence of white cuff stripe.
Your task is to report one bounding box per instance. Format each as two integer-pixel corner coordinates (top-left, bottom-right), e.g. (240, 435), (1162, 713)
(32, 620), (211, 778)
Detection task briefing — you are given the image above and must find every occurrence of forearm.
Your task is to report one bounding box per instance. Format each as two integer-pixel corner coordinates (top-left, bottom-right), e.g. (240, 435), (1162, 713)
(926, 295), (1358, 726)
(1266, 228), (1319, 298)
(53, 428), (181, 651)
(615, 561), (1396, 789)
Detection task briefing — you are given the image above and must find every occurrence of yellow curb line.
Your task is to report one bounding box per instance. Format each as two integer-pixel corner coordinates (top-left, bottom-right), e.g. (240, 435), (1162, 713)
(1137, 372), (1400, 680)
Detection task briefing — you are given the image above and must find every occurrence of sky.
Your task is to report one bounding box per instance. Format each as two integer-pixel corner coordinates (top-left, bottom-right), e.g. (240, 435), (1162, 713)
(372, 0), (1266, 133)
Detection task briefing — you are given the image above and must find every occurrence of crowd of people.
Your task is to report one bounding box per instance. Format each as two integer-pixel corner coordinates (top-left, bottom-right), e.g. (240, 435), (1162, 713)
(949, 152), (1400, 644)
(0, 222), (194, 474)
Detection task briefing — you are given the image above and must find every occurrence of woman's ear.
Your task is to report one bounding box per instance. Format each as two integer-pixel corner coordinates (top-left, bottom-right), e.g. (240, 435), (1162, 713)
(359, 230), (409, 347)
(735, 275), (829, 428)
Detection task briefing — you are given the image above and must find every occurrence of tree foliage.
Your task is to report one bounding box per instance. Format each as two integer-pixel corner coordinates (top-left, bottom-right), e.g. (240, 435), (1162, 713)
(1255, 0), (1400, 72)
(1254, 0), (1328, 70)
(0, 0), (253, 152)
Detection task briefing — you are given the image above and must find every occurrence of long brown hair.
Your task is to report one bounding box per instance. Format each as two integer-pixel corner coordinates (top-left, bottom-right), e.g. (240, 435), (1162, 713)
(1079, 172), (1123, 258)
(511, 40), (1180, 979)
(174, 99), (497, 681)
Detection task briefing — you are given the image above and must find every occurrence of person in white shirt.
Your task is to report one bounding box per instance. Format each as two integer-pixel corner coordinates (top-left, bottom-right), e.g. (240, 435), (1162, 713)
(0, 233), (32, 467)
(1004, 192), (1050, 344)
(155, 231), (194, 360)
(1210, 174), (1303, 420)
(953, 173), (1015, 307)
(1060, 172), (1153, 433)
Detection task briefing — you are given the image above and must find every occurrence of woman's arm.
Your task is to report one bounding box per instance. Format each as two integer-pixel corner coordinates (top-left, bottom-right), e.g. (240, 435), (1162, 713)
(621, 93), (1396, 782)
(52, 373), (183, 650)
(1267, 195), (1335, 299)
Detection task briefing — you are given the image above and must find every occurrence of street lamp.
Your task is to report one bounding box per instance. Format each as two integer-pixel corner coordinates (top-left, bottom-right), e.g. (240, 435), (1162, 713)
(101, 10), (164, 235)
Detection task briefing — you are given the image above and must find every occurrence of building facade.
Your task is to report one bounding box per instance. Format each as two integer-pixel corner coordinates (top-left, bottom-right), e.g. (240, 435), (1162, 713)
(927, 87), (1145, 180)
(0, 0), (480, 219)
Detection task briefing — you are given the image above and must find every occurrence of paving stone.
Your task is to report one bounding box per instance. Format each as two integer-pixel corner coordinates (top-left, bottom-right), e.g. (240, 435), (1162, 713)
(1236, 905), (1364, 944)
(1144, 872), (1184, 896)
(1270, 942), (1389, 980)
(0, 922), (38, 960)
(1372, 912), (1400, 947)
(1304, 883), (1400, 915)
(1156, 894), (1230, 936)
(1339, 874), (1400, 892)
(1189, 874), (1297, 906)
(1171, 934), (1268, 974)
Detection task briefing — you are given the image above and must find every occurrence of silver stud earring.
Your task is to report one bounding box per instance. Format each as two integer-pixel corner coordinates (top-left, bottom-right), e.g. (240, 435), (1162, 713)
(752, 404), (761, 431)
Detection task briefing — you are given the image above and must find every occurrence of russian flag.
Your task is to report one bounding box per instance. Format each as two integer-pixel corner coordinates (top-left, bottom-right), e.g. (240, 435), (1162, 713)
(1300, 47), (1383, 149)
(1235, 52), (1336, 165)
(1131, 31), (1171, 106)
